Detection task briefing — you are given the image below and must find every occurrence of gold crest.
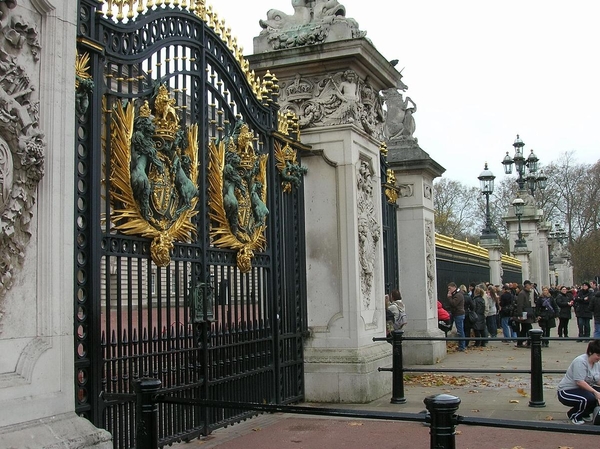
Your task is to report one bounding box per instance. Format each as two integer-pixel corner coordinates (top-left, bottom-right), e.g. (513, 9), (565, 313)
(208, 120), (268, 272)
(274, 141), (307, 193)
(109, 86), (199, 266)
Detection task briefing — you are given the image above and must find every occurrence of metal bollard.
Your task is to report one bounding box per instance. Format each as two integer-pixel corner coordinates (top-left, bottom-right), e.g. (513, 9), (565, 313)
(134, 377), (162, 449)
(528, 328), (545, 407)
(391, 329), (407, 404)
(424, 394), (461, 449)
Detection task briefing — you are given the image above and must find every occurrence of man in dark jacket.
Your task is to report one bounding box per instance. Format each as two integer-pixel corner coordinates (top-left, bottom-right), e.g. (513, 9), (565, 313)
(447, 282), (466, 351)
(575, 282), (593, 341)
(515, 280), (535, 347)
(588, 291), (600, 339)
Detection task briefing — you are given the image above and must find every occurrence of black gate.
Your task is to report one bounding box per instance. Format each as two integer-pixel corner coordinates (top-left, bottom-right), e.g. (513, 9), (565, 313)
(380, 144), (399, 294)
(74, 1), (308, 447)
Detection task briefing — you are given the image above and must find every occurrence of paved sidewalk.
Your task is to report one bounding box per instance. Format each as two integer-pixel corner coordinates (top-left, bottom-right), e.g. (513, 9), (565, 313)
(175, 335), (600, 448)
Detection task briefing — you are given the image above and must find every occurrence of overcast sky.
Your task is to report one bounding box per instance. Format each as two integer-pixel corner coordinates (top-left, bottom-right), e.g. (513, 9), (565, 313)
(223, 0), (600, 187)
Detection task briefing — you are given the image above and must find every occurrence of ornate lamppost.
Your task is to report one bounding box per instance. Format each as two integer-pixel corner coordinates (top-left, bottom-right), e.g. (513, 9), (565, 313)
(478, 162), (497, 241)
(502, 135), (547, 195)
(478, 162), (503, 285)
(512, 197), (527, 250)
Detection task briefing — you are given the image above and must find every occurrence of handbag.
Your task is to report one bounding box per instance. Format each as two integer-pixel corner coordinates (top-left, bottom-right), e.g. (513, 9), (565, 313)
(468, 310), (478, 323)
(524, 306), (536, 320)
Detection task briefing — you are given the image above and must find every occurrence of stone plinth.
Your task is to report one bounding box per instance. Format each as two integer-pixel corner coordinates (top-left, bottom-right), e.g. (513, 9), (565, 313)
(504, 191), (543, 284)
(386, 140), (446, 365)
(480, 235), (504, 286)
(250, 38), (402, 402)
(299, 125), (390, 402)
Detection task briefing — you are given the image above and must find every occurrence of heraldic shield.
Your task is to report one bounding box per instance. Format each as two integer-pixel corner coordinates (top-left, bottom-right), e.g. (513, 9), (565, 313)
(109, 84), (199, 267)
(208, 120), (269, 273)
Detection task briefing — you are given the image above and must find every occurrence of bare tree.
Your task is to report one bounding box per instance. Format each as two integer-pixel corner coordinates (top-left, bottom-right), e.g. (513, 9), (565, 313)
(433, 178), (480, 241)
(433, 153), (600, 283)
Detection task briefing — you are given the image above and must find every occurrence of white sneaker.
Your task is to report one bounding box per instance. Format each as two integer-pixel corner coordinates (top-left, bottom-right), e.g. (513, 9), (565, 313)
(570, 417), (585, 425)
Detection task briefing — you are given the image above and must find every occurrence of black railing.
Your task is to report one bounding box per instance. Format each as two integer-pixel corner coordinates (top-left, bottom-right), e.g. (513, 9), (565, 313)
(129, 375), (600, 449)
(374, 328), (565, 407)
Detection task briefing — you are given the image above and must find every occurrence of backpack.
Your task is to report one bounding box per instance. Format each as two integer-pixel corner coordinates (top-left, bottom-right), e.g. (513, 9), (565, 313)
(388, 302), (407, 330)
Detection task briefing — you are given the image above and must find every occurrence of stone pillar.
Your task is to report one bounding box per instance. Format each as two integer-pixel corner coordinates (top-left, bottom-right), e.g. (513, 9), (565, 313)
(482, 244), (504, 286)
(504, 192), (542, 284)
(386, 141), (446, 365)
(538, 223), (551, 287)
(513, 247), (532, 282)
(480, 231), (504, 286)
(249, 38), (403, 402)
(0, 2), (111, 447)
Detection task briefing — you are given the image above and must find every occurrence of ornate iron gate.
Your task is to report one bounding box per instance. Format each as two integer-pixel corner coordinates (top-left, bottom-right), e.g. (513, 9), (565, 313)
(74, 1), (308, 447)
(380, 144), (399, 294)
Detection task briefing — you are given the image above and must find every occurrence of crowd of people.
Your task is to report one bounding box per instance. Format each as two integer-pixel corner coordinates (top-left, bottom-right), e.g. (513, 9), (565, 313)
(386, 280), (600, 425)
(438, 279), (600, 350)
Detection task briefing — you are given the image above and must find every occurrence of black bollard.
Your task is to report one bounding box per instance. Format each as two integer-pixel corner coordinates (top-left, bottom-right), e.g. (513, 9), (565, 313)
(391, 329), (407, 404)
(424, 394), (461, 449)
(134, 377), (162, 449)
(528, 328), (545, 407)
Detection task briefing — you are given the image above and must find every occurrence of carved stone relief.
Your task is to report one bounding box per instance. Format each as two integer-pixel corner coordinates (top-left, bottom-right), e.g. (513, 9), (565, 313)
(255, 0), (366, 52)
(425, 219), (435, 310)
(424, 184), (432, 200)
(0, 2), (45, 325)
(357, 160), (380, 309)
(398, 183), (414, 198)
(280, 70), (385, 140)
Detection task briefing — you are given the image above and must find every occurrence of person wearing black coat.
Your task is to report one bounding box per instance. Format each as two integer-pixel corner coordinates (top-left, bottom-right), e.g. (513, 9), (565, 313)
(535, 286), (558, 347)
(575, 282), (593, 341)
(463, 289), (475, 348)
(588, 291), (600, 339)
(555, 286), (574, 338)
(471, 287), (488, 347)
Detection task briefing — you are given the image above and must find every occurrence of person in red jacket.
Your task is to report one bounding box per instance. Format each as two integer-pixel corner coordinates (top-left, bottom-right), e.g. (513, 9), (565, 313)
(438, 300), (451, 335)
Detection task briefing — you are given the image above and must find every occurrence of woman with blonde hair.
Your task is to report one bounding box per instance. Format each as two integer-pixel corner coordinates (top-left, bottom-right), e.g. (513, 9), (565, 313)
(485, 284), (499, 338)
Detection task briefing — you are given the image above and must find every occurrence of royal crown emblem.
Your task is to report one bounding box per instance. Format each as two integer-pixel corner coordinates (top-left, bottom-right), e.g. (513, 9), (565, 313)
(274, 141), (307, 193)
(208, 120), (269, 272)
(109, 84), (199, 267)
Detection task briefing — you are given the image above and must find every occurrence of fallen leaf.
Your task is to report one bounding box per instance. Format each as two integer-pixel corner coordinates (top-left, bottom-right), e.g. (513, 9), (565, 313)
(348, 422), (363, 426)
(544, 416), (554, 420)
(509, 399), (519, 403)
(471, 409), (480, 412)
(517, 388), (529, 397)
(455, 430), (462, 435)
(252, 428), (262, 431)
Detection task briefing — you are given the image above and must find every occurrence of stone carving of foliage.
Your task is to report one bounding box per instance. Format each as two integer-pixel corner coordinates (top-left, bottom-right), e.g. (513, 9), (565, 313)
(0, 5), (45, 325)
(425, 219), (435, 310)
(357, 160), (380, 308)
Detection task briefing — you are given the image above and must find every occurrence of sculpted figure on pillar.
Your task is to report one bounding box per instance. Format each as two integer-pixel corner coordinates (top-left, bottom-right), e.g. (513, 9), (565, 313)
(381, 74), (418, 142)
(256, 0), (365, 52)
(280, 70), (385, 139)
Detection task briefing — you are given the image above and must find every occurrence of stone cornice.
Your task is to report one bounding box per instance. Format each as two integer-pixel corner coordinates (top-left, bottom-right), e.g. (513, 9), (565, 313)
(248, 38), (402, 92)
